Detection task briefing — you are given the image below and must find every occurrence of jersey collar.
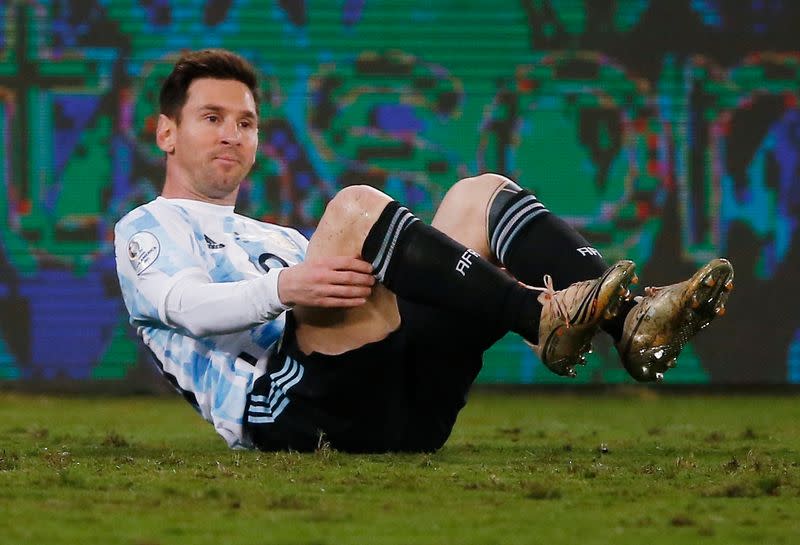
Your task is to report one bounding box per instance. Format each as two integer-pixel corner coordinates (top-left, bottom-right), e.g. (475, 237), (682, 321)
(157, 196), (236, 215)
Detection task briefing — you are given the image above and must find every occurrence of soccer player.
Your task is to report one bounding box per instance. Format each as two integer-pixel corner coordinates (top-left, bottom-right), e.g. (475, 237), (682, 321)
(114, 49), (734, 452)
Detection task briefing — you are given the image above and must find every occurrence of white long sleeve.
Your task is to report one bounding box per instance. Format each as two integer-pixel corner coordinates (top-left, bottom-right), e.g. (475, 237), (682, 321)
(164, 269), (290, 337)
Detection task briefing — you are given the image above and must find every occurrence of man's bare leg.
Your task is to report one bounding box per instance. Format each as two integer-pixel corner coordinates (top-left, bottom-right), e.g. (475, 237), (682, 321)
(291, 172), (622, 359)
(292, 185), (401, 355)
(452, 174), (733, 382)
(435, 173), (637, 377)
(430, 173), (509, 258)
(292, 176), (534, 356)
(291, 172), (643, 382)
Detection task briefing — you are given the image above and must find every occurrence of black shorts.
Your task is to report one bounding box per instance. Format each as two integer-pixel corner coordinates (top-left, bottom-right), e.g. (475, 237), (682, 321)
(243, 298), (506, 453)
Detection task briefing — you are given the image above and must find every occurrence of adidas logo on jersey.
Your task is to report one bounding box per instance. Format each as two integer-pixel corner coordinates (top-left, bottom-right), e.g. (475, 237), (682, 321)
(204, 235), (225, 249)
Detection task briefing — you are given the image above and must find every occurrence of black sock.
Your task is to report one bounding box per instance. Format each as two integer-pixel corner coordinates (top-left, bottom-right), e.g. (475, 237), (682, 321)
(361, 201), (543, 343)
(490, 190), (607, 288)
(601, 298), (637, 342)
(488, 187), (631, 341)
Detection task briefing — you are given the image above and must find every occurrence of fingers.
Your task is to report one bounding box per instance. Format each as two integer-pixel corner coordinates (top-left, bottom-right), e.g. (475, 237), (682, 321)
(330, 269), (375, 287)
(322, 283), (373, 299)
(299, 283), (372, 306)
(318, 256), (374, 275)
(314, 297), (369, 308)
(277, 257), (378, 308)
(305, 256), (375, 287)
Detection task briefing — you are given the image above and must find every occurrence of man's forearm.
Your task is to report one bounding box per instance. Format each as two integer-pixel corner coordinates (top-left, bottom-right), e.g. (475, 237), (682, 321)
(164, 270), (289, 337)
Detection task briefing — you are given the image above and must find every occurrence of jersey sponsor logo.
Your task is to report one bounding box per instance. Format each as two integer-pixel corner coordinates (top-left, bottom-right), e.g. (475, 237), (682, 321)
(204, 234), (226, 249)
(258, 252), (289, 273)
(577, 246), (602, 257)
(127, 231), (160, 275)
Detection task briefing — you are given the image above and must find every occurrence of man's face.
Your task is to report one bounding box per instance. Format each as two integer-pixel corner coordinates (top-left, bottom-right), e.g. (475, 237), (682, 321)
(159, 78), (258, 203)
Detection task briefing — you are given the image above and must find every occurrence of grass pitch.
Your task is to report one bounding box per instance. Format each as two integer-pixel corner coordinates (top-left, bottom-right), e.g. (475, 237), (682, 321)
(1, 390), (798, 545)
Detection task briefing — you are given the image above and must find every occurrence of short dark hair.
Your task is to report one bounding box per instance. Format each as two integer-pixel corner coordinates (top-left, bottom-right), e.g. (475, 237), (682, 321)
(159, 49), (259, 122)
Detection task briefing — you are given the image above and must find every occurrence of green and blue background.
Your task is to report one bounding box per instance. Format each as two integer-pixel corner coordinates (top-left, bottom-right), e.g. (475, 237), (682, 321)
(0, 0), (798, 387)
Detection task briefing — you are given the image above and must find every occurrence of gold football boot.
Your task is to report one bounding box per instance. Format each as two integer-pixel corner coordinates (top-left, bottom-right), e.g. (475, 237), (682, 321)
(616, 258), (734, 382)
(530, 260), (638, 378)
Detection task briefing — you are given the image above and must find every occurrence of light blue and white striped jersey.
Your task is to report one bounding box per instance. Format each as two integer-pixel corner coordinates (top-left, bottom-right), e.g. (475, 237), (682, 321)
(114, 197), (307, 448)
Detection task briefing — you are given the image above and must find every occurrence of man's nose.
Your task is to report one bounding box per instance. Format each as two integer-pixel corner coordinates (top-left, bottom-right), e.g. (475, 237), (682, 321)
(219, 119), (241, 144)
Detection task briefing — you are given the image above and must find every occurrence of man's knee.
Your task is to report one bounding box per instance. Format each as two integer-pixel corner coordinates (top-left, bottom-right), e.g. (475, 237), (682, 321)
(434, 173), (516, 229)
(448, 173), (515, 200)
(444, 173), (519, 215)
(307, 185), (394, 259)
(323, 185), (392, 224)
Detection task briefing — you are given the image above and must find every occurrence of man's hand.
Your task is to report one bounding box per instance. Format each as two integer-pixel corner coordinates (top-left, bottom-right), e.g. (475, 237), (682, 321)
(278, 257), (376, 308)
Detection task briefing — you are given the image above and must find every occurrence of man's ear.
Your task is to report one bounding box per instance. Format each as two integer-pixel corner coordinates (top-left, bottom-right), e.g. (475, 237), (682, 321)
(156, 114), (176, 154)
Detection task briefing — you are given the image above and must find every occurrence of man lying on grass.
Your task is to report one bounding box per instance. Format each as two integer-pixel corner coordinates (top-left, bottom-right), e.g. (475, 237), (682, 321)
(115, 49), (734, 452)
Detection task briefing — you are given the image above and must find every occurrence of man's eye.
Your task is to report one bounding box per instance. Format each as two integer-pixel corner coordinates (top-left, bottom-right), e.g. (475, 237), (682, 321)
(206, 115), (219, 122)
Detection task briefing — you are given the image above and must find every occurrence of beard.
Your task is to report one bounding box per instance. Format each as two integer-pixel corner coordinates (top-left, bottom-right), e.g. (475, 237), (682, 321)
(195, 157), (251, 199)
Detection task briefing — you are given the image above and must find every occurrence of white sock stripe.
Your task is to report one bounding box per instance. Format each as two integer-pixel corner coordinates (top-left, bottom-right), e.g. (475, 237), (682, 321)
(371, 206), (410, 273)
(490, 194), (541, 251)
(497, 204), (549, 264)
(373, 208), (414, 280)
(494, 198), (547, 257)
(493, 202), (547, 258)
(375, 214), (419, 282)
(495, 199), (545, 250)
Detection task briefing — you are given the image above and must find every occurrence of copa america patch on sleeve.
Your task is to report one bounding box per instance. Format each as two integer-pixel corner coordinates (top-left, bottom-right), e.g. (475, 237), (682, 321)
(127, 231), (160, 275)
